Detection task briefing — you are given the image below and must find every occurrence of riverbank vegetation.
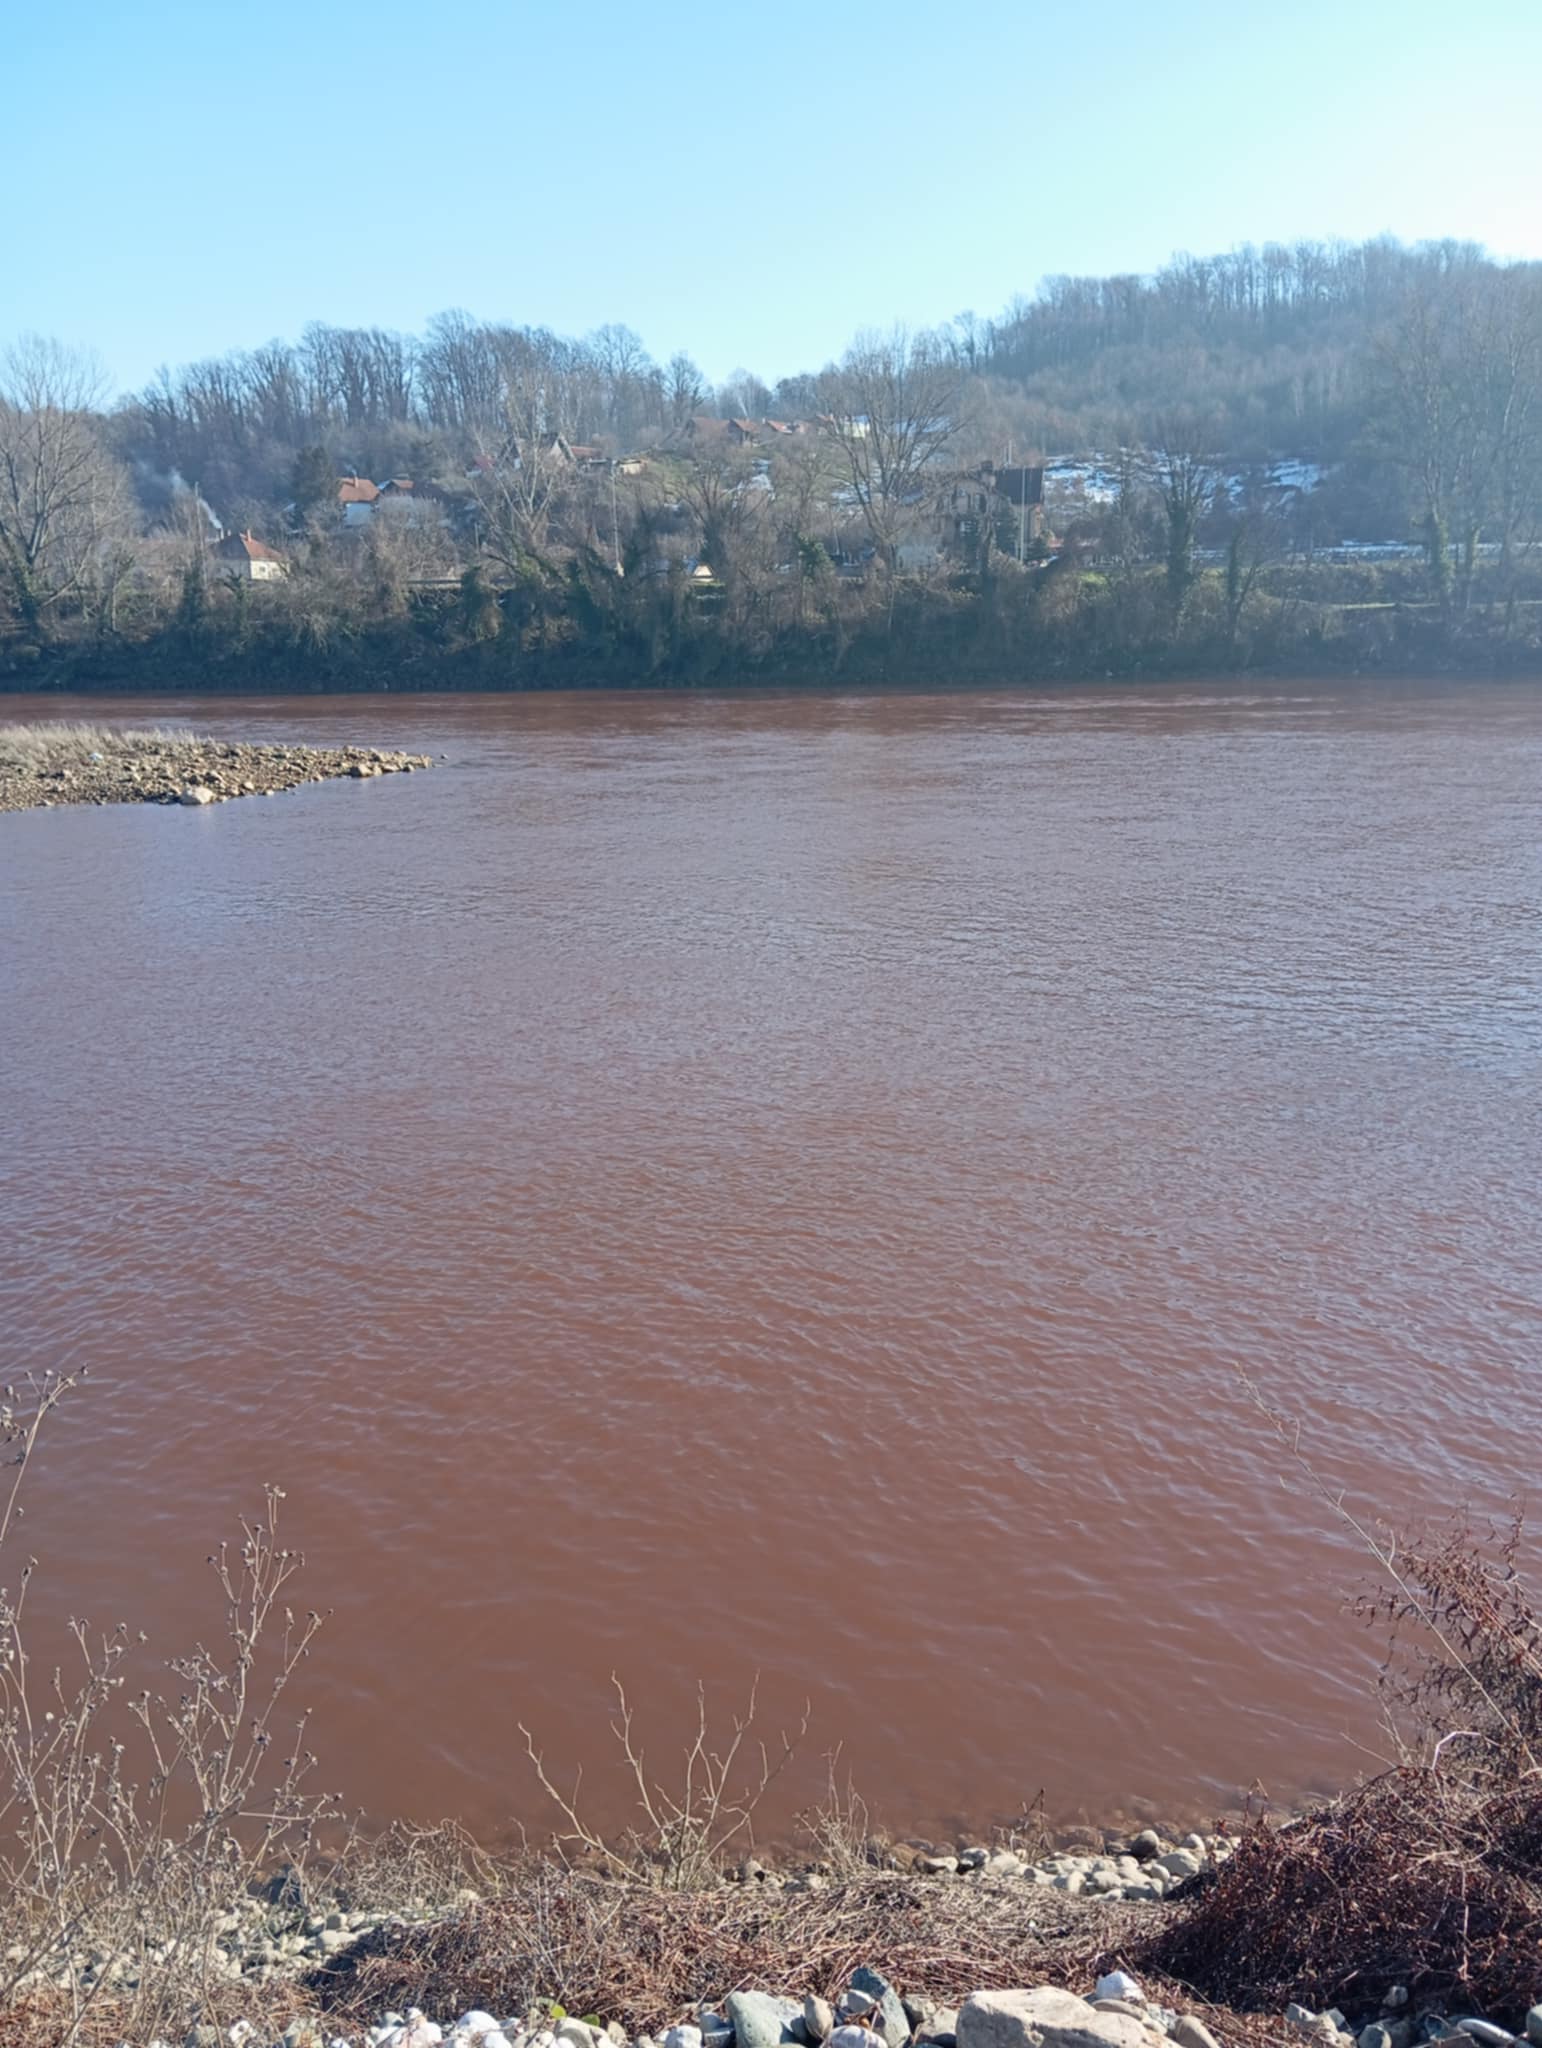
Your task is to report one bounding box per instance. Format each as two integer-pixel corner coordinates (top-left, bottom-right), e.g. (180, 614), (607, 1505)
(6, 1374), (1542, 2048)
(1137, 1513), (1542, 2017)
(4, 239), (1542, 692)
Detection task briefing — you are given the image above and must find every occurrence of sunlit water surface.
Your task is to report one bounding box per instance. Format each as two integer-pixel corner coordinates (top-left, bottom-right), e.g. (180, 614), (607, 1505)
(2, 681), (1539, 1841)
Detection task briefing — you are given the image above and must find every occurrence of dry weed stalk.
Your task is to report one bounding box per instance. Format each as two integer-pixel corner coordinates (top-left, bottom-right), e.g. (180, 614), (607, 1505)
(315, 1864), (1136, 2034)
(798, 1750), (875, 1879)
(1235, 1369), (1538, 1773)
(1132, 1377), (1542, 2021)
(521, 1678), (811, 1889)
(1352, 1510), (1542, 1786)
(995, 1790), (1053, 1865)
(0, 1376), (342, 2047)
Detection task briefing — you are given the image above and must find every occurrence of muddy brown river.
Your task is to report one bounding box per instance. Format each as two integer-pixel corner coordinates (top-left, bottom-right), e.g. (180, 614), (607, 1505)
(2, 682), (1539, 1845)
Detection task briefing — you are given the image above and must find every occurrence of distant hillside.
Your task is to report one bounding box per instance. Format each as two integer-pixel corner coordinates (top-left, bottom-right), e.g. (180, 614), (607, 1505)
(96, 237), (1541, 550)
(4, 235), (1540, 689)
(971, 239), (1480, 453)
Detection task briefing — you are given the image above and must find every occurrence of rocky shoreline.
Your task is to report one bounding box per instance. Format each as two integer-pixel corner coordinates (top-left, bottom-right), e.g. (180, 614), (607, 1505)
(0, 723), (433, 813)
(164, 1941), (1542, 2048)
(16, 1830), (1237, 2013)
(22, 1823), (1542, 2048)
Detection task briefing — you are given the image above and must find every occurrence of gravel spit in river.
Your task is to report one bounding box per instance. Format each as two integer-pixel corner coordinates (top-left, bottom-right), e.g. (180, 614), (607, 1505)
(0, 723), (432, 812)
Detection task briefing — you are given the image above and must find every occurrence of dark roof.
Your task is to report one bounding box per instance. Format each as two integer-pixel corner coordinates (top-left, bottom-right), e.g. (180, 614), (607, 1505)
(215, 529), (285, 564)
(990, 464), (1046, 507)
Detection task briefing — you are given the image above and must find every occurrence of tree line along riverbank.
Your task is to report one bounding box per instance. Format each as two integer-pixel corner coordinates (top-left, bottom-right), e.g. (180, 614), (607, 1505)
(4, 551), (1542, 697)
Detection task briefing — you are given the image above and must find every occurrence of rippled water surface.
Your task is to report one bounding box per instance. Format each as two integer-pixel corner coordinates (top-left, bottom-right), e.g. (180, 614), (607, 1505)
(2, 682), (1540, 1840)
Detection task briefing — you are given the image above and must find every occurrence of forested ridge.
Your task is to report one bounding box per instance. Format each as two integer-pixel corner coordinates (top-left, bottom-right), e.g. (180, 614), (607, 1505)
(4, 236), (1541, 690)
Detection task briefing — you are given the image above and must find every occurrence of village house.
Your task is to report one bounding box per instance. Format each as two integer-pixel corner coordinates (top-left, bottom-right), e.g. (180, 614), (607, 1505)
(213, 529), (288, 581)
(681, 415), (727, 445)
(336, 475), (381, 526)
(680, 415), (762, 448)
(674, 416), (824, 454)
(987, 462), (1047, 548)
(475, 435), (615, 473)
(895, 462), (1049, 572)
(937, 464), (1046, 554)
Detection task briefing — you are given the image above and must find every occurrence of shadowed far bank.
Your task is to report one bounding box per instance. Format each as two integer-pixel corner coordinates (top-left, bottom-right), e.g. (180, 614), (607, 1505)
(6, 549), (1542, 696)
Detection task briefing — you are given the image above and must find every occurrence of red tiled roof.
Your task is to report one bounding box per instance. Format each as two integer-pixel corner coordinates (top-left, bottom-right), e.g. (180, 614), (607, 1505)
(337, 475), (380, 504)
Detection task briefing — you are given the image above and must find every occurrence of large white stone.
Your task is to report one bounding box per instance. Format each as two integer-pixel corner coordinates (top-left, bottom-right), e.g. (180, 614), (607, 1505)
(958, 1989), (1152, 2048)
(1094, 1978), (1143, 2006)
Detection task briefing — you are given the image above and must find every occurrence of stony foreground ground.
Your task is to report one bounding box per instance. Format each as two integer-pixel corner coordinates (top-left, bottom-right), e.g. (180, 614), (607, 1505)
(12, 1824), (1542, 2048)
(70, 1954), (1542, 2048)
(0, 723), (432, 812)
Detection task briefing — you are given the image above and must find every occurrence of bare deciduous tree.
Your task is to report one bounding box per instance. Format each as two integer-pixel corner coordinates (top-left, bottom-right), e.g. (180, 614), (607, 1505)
(1362, 255), (1542, 613)
(676, 442), (768, 587)
(458, 325), (619, 591)
(665, 352), (708, 433)
(469, 444), (573, 595)
(1368, 277), (1478, 607)
(815, 329), (967, 576)
(0, 339), (130, 637)
(362, 495), (462, 613)
(1466, 269), (1542, 589)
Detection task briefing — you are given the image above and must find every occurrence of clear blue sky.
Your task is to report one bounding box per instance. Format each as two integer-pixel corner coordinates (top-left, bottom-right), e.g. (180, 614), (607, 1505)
(9, 0), (1541, 396)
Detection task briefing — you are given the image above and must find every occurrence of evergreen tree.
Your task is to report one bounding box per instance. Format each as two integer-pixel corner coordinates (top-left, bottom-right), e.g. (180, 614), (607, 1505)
(289, 444), (335, 520)
(457, 564), (501, 643)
